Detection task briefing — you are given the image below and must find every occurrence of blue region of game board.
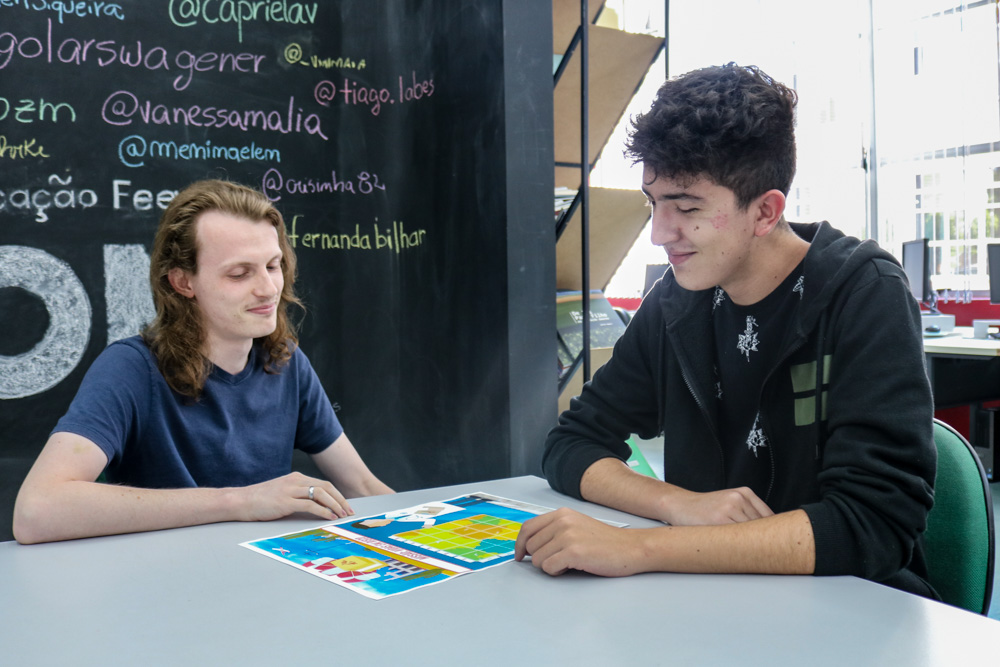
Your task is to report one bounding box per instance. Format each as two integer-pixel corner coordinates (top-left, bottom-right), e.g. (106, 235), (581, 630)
(477, 538), (515, 554)
(248, 534), (455, 597)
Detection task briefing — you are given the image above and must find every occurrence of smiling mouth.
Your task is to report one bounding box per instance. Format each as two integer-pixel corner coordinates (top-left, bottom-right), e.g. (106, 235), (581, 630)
(248, 302), (277, 315)
(667, 250), (695, 265)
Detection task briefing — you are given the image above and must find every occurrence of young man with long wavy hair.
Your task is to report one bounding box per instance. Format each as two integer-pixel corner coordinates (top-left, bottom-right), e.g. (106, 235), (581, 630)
(14, 180), (392, 544)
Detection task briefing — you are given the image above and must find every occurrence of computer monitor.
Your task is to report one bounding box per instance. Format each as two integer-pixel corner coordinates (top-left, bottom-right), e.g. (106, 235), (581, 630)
(901, 238), (937, 312)
(643, 264), (669, 296)
(989, 243), (1000, 305)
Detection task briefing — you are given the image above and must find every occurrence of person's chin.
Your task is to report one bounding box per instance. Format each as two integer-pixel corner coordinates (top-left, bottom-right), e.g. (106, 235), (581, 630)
(673, 270), (712, 293)
(250, 318), (278, 339)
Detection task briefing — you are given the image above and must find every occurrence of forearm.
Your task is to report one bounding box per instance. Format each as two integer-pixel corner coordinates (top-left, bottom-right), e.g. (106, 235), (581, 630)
(632, 509), (816, 575)
(579, 457), (684, 523)
(14, 481), (243, 544)
(310, 433), (394, 499)
(341, 474), (394, 498)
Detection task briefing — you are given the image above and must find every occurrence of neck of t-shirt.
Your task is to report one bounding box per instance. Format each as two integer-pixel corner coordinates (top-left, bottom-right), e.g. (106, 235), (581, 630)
(203, 336), (254, 376)
(723, 228), (811, 306)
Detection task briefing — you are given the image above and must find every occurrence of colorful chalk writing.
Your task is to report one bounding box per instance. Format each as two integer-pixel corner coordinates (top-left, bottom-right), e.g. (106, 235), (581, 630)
(283, 42), (365, 71)
(0, 97), (75, 123)
(398, 71), (435, 101)
(100, 91), (328, 140)
(168, 0), (319, 43)
(0, 3), (465, 414)
(118, 134), (281, 168)
(261, 168), (385, 201)
(287, 216), (427, 254)
(0, 136), (50, 159)
(0, 0), (126, 24)
(0, 19), (266, 91)
(313, 71), (434, 116)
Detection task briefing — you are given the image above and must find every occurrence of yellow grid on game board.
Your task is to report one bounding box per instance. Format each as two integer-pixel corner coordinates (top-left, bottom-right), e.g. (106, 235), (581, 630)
(391, 515), (520, 563)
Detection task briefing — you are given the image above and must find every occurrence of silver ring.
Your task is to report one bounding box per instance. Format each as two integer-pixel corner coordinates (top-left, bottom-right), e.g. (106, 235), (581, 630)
(307, 486), (315, 501)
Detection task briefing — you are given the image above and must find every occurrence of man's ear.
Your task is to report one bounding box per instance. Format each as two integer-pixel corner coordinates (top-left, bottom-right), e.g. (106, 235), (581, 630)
(167, 267), (195, 298)
(753, 189), (787, 237)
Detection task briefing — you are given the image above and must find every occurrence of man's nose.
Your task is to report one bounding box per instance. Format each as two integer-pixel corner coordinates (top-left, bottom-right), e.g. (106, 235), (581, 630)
(255, 270), (280, 296)
(649, 209), (679, 247)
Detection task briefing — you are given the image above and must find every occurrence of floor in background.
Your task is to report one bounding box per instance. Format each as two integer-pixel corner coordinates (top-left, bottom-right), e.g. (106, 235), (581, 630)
(632, 435), (1000, 621)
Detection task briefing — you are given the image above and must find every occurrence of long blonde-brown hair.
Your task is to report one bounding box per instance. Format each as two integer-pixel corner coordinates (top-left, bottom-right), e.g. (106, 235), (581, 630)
(142, 179), (303, 398)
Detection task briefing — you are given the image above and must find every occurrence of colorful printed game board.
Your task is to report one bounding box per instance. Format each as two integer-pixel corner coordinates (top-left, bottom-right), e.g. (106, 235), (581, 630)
(392, 514), (522, 563)
(241, 492), (554, 599)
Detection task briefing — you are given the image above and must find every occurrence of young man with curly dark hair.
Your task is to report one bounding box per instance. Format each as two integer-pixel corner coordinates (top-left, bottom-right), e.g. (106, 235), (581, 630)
(516, 64), (938, 599)
(14, 180), (393, 544)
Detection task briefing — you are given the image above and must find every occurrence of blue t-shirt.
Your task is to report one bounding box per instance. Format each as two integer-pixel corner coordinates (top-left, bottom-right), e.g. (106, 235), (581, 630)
(53, 336), (343, 489)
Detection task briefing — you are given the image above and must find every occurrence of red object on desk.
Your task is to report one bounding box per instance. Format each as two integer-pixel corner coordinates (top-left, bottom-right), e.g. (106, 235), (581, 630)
(931, 298), (1000, 327)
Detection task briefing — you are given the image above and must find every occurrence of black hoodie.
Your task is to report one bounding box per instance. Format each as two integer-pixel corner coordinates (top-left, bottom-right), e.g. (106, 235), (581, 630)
(543, 221), (938, 599)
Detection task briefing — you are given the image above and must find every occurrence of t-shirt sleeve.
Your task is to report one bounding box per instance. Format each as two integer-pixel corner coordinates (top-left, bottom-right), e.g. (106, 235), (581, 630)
(292, 349), (344, 454)
(51, 340), (153, 469)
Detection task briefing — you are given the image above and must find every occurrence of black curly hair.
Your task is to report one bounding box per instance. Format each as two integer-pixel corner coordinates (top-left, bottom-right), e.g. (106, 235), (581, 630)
(625, 63), (797, 210)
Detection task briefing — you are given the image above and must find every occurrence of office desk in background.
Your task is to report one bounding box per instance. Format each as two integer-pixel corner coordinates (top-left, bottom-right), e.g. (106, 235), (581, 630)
(2, 476), (997, 666)
(923, 326), (1000, 478)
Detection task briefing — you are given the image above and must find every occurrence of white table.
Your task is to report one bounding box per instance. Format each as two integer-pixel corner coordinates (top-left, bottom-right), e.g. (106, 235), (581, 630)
(2, 476), (997, 666)
(922, 326), (1000, 358)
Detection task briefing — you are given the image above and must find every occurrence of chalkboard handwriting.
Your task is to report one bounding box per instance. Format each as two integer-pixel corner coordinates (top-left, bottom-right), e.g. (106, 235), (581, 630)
(0, 0), (125, 24)
(118, 134), (280, 168)
(0, 176), (181, 220)
(0, 96), (75, 123)
(399, 71), (435, 101)
(283, 42), (365, 71)
(101, 91), (328, 140)
(313, 72), (434, 117)
(169, 0), (318, 44)
(377, 220), (427, 254)
(293, 221), (373, 250)
(262, 168), (385, 202)
(0, 135), (49, 159)
(112, 179), (177, 211)
(0, 19), (266, 92)
(0, 174), (97, 223)
(172, 49), (265, 91)
(288, 216), (427, 254)
(313, 79), (388, 117)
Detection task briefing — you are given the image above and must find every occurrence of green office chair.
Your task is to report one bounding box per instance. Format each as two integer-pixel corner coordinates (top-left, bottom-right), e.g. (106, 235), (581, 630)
(923, 419), (995, 615)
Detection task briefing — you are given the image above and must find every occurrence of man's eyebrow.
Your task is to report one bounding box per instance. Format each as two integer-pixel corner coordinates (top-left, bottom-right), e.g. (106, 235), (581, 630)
(221, 253), (283, 270)
(640, 187), (705, 202)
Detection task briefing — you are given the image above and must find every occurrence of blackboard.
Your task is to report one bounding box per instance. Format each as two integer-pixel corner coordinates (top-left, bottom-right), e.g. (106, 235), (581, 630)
(0, 1), (555, 541)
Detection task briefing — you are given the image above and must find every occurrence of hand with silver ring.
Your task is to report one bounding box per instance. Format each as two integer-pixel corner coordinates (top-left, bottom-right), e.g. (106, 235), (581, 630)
(232, 472), (354, 522)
